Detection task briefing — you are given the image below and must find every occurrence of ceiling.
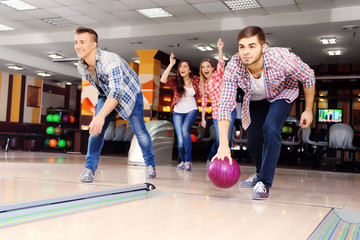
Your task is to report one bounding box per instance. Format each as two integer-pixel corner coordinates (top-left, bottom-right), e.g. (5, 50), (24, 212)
(0, 0), (359, 85)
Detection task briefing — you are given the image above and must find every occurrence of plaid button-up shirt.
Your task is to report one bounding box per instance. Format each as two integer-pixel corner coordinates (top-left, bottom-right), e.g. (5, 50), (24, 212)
(201, 60), (225, 120)
(77, 49), (142, 120)
(218, 47), (315, 130)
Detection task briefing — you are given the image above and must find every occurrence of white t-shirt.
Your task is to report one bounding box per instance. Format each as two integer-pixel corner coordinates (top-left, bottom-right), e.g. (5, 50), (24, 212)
(249, 70), (266, 101)
(174, 87), (198, 113)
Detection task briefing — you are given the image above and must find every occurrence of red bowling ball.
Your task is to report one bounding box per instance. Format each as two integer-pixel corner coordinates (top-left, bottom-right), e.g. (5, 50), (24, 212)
(208, 157), (241, 189)
(62, 115), (70, 122)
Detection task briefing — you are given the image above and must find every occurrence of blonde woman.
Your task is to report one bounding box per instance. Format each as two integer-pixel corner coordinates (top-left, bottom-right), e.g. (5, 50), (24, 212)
(199, 39), (236, 166)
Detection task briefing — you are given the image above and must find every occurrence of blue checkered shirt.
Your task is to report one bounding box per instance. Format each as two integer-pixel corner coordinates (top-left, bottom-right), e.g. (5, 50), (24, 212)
(218, 47), (315, 130)
(77, 49), (142, 120)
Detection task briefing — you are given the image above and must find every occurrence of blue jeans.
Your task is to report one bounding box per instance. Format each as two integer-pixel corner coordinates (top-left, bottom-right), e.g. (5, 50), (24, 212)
(85, 92), (155, 171)
(246, 99), (294, 187)
(173, 110), (198, 162)
(208, 109), (237, 160)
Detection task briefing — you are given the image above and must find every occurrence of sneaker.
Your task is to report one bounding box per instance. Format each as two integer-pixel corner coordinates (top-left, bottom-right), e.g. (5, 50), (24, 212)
(146, 165), (156, 179)
(176, 162), (185, 170)
(252, 181), (269, 200)
(80, 168), (94, 183)
(184, 162), (192, 171)
(239, 173), (257, 188)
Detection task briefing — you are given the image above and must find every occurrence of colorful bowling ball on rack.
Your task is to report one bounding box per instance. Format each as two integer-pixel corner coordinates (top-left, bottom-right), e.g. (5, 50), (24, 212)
(44, 139), (50, 147)
(66, 139), (73, 147)
(62, 115), (70, 122)
(57, 139), (66, 148)
(69, 115), (75, 123)
(208, 157), (241, 189)
(48, 139), (58, 147)
(46, 114), (53, 122)
(46, 126), (55, 135)
(54, 127), (62, 135)
(52, 114), (61, 122)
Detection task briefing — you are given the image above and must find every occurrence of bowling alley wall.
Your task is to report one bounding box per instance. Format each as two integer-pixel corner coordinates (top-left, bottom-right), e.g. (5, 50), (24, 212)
(0, 71), (43, 124)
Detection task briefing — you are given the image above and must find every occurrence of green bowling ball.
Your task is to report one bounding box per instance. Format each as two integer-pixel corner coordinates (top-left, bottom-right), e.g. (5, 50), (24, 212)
(46, 114), (53, 122)
(282, 126), (289, 134)
(53, 114), (61, 122)
(57, 139), (66, 148)
(46, 126), (55, 135)
(44, 139), (50, 147)
(288, 126), (293, 134)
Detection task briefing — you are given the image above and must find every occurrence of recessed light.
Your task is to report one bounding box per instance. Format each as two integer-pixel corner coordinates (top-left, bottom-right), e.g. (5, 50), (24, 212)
(224, 0), (261, 10)
(320, 38), (338, 44)
(214, 55), (229, 61)
(327, 50), (343, 56)
(42, 18), (76, 27)
(197, 45), (214, 51)
(8, 64), (24, 70)
(48, 53), (64, 59)
(0, 0), (38, 11)
(136, 8), (172, 18)
(37, 72), (52, 77)
(341, 25), (359, 31)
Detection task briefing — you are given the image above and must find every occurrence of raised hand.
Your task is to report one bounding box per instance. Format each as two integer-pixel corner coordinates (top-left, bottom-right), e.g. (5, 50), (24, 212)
(217, 38), (224, 50)
(170, 52), (176, 66)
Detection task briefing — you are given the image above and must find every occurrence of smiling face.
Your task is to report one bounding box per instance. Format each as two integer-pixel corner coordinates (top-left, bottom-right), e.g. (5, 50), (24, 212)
(74, 32), (97, 61)
(178, 61), (191, 78)
(201, 60), (215, 80)
(238, 35), (266, 67)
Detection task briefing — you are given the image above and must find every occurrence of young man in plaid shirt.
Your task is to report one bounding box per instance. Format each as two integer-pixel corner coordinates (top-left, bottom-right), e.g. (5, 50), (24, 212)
(74, 27), (155, 182)
(215, 26), (315, 200)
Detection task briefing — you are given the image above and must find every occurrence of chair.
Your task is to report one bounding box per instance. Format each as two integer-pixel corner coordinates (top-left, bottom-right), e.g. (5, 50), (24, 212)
(190, 123), (204, 142)
(232, 125), (248, 146)
(113, 123), (126, 141)
(104, 121), (115, 141)
(325, 123), (359, 173)
(281, 128), (303, 164)
(123, 126), (134, 142)
(301, 127), (328, 168)
(201, 124), (216, 142)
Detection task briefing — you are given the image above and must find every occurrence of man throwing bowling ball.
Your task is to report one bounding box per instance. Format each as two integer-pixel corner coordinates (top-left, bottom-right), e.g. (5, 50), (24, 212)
(214, 26), (315, 200)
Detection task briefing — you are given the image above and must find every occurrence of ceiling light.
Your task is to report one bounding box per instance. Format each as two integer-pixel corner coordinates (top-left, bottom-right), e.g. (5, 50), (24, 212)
(65, 81), (72, 85)
(48, 53), (64, 59)
(134, 59), (140, 64)
(197, 45), (214, 51)
(42, 17), (76, 27)
(37, 72), (52, 77)
(0, 0), (38, 11)
(8, 64), (23, 70)
(0, 23), (15, 31)
(320, 38), (338, 44)
(327, 50), (343, 56)
(136, 8), (173, 18)
(224, 0), (261, 10)
(214, 55), (229, 61)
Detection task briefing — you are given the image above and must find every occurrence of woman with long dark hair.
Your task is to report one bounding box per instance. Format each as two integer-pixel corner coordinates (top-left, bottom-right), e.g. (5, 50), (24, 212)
(160, 53), (201, 171)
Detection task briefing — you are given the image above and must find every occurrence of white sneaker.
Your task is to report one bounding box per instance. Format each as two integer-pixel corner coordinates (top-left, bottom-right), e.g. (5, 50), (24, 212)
(146, 165), (156, 178)
(184, 162), (192, 171)
(239, 173), (257, 188)
(176, 162), (185, 170)
(80, 168), (94, 183)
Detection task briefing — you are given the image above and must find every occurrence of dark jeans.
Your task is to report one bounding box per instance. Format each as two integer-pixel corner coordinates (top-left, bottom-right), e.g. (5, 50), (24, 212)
(246, 99), (294, 187)
(85, 92), (155, 171)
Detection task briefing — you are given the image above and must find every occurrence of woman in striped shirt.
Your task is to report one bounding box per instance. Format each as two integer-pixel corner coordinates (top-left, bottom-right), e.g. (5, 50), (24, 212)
(199, 38), (236, 166)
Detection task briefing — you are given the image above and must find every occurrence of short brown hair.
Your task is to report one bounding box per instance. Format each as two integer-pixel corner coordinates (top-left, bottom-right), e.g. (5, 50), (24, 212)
(237, 26), (266, 45)
(75, 27), (98, 44)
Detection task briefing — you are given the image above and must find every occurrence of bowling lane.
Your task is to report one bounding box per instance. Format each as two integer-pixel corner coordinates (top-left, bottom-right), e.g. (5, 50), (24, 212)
(0, 191), (329, 240)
